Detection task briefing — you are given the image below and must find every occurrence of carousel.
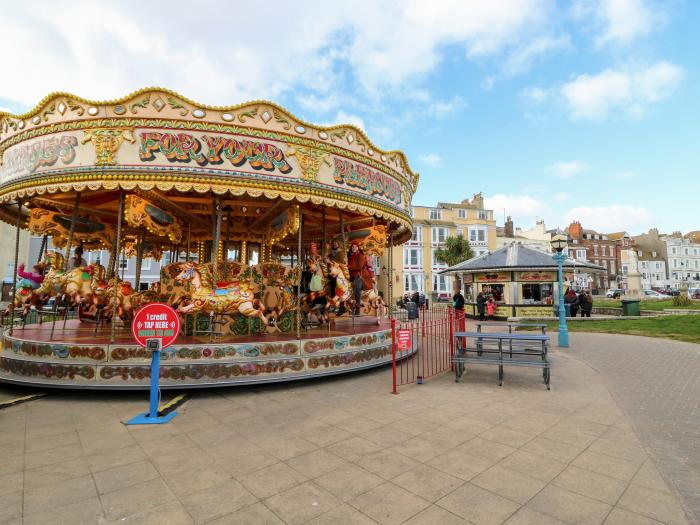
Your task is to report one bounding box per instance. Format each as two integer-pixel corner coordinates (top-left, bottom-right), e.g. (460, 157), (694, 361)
(0, 88), (418, 388)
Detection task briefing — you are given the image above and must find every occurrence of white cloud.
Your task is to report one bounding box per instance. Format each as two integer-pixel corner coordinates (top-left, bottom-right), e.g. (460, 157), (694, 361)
(546, 161), (589, 179)
(418, 153), (442, 166)
(574, 0), (667, 47)
(0, 0), (555, 108)
(519, 86), (549, 105)
(564, 205), (653, 232)
(553, 192), (570, 203)
(323, 110), (366, 131)
(484, 194), (547, 226)
(561, 62), (684, 120)
(427, 96), (466, 118)
(504, 34), (571, 75)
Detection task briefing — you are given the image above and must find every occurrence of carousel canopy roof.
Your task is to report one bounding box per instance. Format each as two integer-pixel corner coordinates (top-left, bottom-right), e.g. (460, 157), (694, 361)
(440, 242), (606, 275)
(0, 88), (420, 244)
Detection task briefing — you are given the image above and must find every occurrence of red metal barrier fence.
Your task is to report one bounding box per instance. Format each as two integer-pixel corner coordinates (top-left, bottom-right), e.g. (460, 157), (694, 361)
(391, 306), (466, 393)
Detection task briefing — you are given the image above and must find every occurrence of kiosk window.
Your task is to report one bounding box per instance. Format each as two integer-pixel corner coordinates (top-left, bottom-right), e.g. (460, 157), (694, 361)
(481, 284), (504, 302)
(522, 283), (552, 303)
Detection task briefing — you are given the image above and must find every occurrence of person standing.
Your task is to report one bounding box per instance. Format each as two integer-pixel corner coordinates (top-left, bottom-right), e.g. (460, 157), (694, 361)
(68, 246), (87, 270)
(565, 288), (579, 317)
(476, 292), (486, 321)
(486, 297), (496, 320)
(580, 290), (593, 317)
(347, 241), (367, 316)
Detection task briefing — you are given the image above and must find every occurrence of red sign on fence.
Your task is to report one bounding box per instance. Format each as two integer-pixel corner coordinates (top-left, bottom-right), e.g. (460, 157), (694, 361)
(131, 303), (180, 349)
(397, 329), (411, 351)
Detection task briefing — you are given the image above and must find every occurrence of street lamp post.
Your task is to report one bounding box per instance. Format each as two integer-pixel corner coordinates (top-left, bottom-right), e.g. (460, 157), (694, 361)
(551, 233), (570, 348)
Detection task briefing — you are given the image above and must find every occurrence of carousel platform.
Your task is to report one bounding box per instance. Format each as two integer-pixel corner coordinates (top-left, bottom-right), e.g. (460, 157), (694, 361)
(0, 316), (400, 389)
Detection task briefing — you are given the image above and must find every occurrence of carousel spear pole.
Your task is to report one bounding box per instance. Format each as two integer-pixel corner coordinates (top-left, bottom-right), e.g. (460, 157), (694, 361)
(37, 234), (48, 265)
(185, 223), (191, 263)
(322, 208), (327, 258)
(9, 200), (23, 336)
(64, 192), (81, 271)
(134, 228), (145, 291)
(110, 191), (125, 344)
(338, 209), (346, 259)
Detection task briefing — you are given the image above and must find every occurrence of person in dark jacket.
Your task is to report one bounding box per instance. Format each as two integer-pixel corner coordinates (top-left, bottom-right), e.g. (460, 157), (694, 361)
(564, 288), (579, 317)
(476, 292), (486, 321)
(580, 290), (593, 317)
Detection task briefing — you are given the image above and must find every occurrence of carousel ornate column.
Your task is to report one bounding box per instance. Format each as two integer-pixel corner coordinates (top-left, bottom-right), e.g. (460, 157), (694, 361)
(212, 198), (222, 286)
(9, 200), (22, 336)
(296, 207), (303, 339)
(110, 191), (125, 344)
(64, 192), (81, 270)
(388, 233), (394, 320)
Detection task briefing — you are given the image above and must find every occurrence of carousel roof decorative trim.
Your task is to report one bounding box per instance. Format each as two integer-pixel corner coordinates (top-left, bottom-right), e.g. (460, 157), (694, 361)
(0, 87), (419, 192)
(439, 242), (607, 274)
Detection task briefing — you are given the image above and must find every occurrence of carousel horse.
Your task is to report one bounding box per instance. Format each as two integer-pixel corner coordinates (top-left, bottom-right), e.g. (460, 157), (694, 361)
(326, 260), (351, 311)
(171, 262), (269, 324)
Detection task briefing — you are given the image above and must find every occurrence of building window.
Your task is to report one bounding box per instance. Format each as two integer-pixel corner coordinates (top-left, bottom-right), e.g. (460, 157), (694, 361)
(457, 209), (466, 219)
(672, 247), (677, 255)
(610, 261), (616, 274)
(410, 226), (422, 243)
(432, 274), (451, 293)
(477, 210), (488, 220)
(431, 227), (448, 244)
(577, 249), (587, 259)
(685, 248), (689, 255)
(119, 256), (128, 270)
(652, 251), (656, 257)
(456, 228), (463, 238)
(403, 248), (422, 267)
(141, 258), (152, 271)
(601, 246), (606, 257)
(432, 249), (447, 268)
(404, 273), (424, 293)
(593, 245), (598, 256)
(429, 208), (442, 220)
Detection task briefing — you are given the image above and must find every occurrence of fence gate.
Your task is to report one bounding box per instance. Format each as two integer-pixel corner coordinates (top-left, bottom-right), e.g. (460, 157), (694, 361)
(391, 307), (465, 393)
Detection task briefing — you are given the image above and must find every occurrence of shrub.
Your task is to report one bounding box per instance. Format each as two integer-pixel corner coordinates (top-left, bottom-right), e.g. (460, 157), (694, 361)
(673, 295), (692, 308)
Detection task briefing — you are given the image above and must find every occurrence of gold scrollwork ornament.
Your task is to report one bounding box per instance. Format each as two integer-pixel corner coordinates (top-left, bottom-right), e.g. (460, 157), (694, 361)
(81, 128), (135, 166)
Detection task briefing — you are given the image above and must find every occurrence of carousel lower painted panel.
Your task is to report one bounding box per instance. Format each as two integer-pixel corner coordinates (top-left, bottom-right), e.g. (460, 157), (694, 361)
(1, 356), (97, 383)
(0, 332), (396, 388)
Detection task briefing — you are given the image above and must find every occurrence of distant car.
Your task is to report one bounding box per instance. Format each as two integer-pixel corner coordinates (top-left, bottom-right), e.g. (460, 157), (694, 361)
(666, 289), (680, 296)
(643, 289), (667, 298)
(606, 288), (625, 298)
(688, 287), (700, 300)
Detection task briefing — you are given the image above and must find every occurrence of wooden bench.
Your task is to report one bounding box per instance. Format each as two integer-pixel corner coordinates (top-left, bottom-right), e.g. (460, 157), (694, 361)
(453, 331), (551, 389)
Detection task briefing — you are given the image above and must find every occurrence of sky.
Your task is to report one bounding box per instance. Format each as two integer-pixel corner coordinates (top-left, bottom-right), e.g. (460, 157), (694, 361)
(0, 0), (697, 235)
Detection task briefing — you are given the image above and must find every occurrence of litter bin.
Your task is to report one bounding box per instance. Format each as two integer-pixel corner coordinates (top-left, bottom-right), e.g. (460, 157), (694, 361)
(553, 304), (571, 317)
(405, 301), (419, 320)
(621, 299), (641, 316)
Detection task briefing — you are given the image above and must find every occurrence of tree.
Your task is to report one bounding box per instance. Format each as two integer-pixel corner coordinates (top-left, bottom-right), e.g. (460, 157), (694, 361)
(433, 235), (475, 268)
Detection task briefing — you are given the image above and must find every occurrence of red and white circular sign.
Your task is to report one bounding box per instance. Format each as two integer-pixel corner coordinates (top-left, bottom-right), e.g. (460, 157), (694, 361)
(131, 303), (180, 349)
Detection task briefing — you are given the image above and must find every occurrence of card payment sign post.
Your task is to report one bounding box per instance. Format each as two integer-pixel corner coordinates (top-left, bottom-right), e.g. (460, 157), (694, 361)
(127, 303), (180, 425)
(397, 329), (411, 352)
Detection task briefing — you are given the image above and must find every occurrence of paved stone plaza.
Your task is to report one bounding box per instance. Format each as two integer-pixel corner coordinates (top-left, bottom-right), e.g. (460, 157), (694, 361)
(0, 336), (694, 525)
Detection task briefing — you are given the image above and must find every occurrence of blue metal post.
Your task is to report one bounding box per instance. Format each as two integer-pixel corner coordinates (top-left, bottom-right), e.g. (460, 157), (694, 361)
(148, 348), (161, 418)
(554, 251), (570, 348)
(127, 338), (177, 425)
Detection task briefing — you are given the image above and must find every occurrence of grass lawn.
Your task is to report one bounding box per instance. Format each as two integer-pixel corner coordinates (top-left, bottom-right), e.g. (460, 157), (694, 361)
(593, 298), (700, 311)
(533, 316), (700, 345)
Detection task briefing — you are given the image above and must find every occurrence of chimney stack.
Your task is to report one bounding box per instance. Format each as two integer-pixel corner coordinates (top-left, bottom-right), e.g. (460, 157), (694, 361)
(504, 216), (514, 238)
